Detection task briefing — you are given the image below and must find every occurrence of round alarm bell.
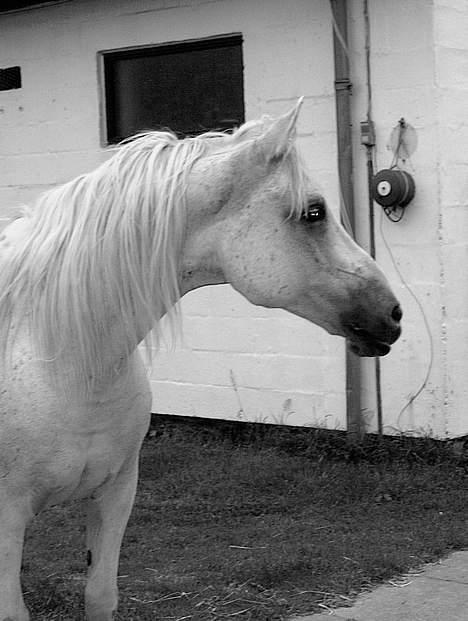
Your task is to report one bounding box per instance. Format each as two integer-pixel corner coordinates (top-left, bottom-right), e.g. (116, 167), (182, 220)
(371, 169), (415, 209)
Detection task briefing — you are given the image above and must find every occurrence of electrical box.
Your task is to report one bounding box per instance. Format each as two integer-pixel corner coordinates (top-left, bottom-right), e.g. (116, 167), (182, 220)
(371, 169), (415, 210)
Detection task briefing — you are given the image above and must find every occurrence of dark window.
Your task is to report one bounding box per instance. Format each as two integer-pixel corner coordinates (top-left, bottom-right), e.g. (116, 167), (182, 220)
(0, 66), (21, 91)
(0, 1), (64, 12)
(102, 35), (244, 144)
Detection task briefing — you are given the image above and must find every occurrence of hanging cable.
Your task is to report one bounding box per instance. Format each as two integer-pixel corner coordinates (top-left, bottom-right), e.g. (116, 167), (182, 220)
(378, 211), (434, 432)
(362, 0), (434, 435)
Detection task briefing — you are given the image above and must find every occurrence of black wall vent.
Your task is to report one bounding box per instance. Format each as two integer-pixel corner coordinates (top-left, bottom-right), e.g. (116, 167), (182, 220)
(0, 66), (22, 91)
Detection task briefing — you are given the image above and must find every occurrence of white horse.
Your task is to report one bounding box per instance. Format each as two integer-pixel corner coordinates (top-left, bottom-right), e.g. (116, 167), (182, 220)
(0, 101), (401, 620)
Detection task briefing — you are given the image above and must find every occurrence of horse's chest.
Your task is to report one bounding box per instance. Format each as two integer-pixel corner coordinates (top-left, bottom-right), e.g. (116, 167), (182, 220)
(0, 385), (151, 510)
(0, 343), (152, 508)
(38, 412), (149, 507)
(61, 397), (150, 493)
(64, 431), (129, 500)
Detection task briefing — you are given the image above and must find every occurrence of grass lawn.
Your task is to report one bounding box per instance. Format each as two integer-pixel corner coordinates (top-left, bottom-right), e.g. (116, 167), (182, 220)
(22, 417), (467, 620)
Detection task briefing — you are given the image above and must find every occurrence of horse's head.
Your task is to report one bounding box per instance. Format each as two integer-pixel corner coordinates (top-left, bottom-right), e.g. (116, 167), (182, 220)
(183, 102), (401, 356)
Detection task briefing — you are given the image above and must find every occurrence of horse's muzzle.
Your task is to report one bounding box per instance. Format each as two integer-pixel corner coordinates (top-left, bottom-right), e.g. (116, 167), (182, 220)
(343, 305), (402, 357)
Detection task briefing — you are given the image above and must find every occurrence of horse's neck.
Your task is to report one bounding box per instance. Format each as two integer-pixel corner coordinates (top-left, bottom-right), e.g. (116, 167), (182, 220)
(1, 216), (152, 391)
(1, 171), (228, 391)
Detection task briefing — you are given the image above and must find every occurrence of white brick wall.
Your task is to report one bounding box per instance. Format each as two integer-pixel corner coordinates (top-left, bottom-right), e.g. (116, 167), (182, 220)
(348, 0), (468, 438)
(434, 0), (468, 438)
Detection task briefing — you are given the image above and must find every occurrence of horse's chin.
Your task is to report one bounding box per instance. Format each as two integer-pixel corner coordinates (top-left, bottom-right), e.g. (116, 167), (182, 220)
(314, 322), (394, 357)
(347, 338), (392, 357)
(341, 316), (400, 357)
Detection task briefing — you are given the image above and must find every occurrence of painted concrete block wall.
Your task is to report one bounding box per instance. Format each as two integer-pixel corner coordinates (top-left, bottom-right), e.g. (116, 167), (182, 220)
(348, 0), (468, 438)
(434, 0), (468, 437)
(0, 0), (347, 429)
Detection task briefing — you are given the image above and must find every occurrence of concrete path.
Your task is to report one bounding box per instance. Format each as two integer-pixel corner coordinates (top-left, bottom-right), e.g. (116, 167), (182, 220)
(290, 550), (468, 621)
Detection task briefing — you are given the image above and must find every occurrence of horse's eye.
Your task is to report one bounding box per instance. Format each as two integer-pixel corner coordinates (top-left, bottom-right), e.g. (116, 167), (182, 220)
(301, 202), (326, 223)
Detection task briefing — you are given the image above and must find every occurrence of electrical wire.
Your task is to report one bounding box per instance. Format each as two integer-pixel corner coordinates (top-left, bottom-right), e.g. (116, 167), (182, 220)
(363, 0), (384, 435)
(378, 210), (435, 431)
(363, 0), (433, 433)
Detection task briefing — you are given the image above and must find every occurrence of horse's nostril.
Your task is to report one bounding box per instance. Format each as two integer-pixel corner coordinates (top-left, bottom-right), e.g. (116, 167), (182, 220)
(391, 304), (403, 323)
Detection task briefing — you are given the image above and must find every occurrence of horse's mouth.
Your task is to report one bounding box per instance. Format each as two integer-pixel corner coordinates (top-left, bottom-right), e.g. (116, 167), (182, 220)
(347, 337), (391, 357)
(345, 324), (399, 357)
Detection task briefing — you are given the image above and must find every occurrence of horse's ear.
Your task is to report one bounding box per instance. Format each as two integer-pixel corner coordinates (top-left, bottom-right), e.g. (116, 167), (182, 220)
(255, 97), (304, 163)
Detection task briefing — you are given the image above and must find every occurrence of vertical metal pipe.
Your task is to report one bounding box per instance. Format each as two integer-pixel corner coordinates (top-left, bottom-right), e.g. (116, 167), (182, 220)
(330, 0), (363, 438)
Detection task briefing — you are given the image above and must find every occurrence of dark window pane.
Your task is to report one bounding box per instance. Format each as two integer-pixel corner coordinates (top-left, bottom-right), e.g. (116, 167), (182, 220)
(103, 36), (244, 143)
(0, 1), (54, 11)
(0, 66), (21, 91)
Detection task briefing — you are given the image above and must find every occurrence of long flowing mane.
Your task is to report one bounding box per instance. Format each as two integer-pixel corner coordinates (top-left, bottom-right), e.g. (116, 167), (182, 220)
(0, 118), (307, 392)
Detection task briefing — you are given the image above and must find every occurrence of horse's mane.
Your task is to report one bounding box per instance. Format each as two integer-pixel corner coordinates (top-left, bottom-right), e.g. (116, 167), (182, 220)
(0, 118), (307, 392)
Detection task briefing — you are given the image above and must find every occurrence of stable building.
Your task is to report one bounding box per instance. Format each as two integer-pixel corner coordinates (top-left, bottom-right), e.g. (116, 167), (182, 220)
(1, 0), (467, 439)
